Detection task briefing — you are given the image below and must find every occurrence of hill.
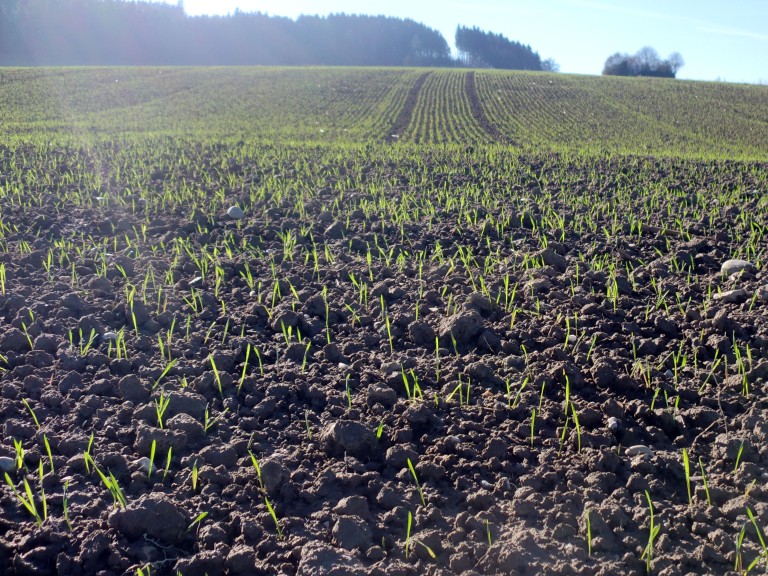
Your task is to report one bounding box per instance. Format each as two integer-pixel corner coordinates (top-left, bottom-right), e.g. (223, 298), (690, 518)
(0, 67), (766, 159)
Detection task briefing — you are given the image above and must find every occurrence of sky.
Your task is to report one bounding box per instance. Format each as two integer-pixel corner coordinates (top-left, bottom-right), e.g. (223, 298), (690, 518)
(156, 0), (767, 84)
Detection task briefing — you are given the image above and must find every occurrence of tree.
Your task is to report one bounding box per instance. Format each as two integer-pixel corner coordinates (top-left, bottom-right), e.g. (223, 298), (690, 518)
(602, 47), (684, 78)
(455, 25), (542, 71)
(668, 52), (684, 75)
(542, 58), (560, 72)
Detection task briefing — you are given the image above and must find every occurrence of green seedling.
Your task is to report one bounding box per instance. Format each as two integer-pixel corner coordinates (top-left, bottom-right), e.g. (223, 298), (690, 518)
(735, 441), (745, 473)
(405, 510), (413, 558)
(584, 507), (592, 557)
(249, 450), (265, 491)
(21, 399), (41, 430)
(148, 440), (156, 477)
(163, 446), (172, 481)
(4, 472), (42, 526)
(62, 479), (73, 531)
(86, 454), (127, 509)
(154, 393), (170, 429)
(682, 447), (692, 506)
(641, 490), (660, 573)
(698, 458), (712, 506)
(42, 434), (54, 475)
(571, 403), (582, 453)
(746, 507), (768, 571)
(84, 433), (94, 474)
(209, 354), (223, 397)
(191, 460), (199, 492)
(736, 523), (747, 572)
(407, 458), (426, 507)
(37, 461), (48, 522)
(187, 511), (208, 533)
(265, 497), (283, 538)
(238, 343), (251, 393)
(20, 322), (34, 350)
(203, 406), (228, 434)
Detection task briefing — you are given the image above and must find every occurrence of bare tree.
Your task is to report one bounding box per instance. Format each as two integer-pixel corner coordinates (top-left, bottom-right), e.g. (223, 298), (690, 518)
(667, 52), (684, 75)
(542, 58), (560, 72)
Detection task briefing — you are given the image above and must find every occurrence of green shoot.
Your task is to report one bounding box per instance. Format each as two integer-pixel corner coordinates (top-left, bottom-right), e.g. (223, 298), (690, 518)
(265, 497), (283, 538)
(407, 458), (426, 506)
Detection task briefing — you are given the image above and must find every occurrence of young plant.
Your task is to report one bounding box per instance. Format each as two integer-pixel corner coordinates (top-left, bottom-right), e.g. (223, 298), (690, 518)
(584, 507), (592, 557)
(21, 399), (41, 430)
(682, 447), (692, 507)
(641, 490), (660, 573)
(190, 459), (199, 492)
(162, 446), (172, 481)
(209, 354), (223, 397)
(238, 343), (251, 393)
(248, 450), (265, 492)
(698, 457), (712, 506)
(203, 406), (228, 434)
(265, 497), (283, 538)
(405, 510), (413, 559)
(62, 479), (73, 531)
(407, 458), (426, 507)
(187, 511), (208, 533)
(746, 507), (768, 571)
(4, 472), (42, 526)
(154, 392), (170, 429)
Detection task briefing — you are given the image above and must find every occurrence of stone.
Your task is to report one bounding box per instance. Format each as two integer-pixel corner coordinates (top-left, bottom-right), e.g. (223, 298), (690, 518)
(0, 456), (15, 473)
(721, 259), (755, 277)
(625, 445), (653, 458)
(227, 206), (244, 219)
(713, 289), (748, 303)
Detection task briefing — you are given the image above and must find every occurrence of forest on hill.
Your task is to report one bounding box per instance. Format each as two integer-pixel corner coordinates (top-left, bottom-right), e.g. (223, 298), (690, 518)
(0, 0), (549, 70)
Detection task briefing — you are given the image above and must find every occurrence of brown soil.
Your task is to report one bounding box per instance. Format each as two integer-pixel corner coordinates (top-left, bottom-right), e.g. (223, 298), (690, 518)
(1, 148), (767, 576)
(387, 72), (432, 141)
(465, 71), (513, 145)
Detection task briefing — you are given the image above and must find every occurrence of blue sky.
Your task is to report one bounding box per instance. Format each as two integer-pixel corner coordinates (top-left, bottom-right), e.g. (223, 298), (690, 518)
(160, 0), (767, 84)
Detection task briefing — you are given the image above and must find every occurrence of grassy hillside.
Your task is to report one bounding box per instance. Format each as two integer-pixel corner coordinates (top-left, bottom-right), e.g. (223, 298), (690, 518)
(0, 67), (766, 159)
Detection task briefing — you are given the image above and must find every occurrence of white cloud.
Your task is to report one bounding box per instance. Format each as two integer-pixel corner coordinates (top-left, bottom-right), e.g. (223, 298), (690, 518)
(698, 26), (768, 42)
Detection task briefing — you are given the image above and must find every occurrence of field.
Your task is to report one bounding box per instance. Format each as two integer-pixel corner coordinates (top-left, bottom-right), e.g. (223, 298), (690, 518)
(0, 67), (767, 576)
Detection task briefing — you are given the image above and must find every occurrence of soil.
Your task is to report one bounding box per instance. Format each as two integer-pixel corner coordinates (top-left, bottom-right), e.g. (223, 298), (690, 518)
(1, 146), (768, 576)
(464, 72), (513, 146)
(386, 72), (432, 142)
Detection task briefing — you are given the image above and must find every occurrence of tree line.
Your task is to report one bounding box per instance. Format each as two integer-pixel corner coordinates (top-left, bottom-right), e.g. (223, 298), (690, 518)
(0, 0), (553, 71)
